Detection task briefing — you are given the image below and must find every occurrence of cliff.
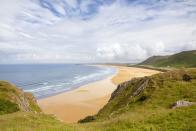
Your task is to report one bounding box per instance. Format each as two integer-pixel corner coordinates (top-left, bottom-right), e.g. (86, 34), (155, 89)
(0, 81), (41, 114)
(79, 69), (196, 130)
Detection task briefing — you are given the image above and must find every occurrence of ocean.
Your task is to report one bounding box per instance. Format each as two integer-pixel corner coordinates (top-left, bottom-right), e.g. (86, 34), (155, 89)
(0, 64), (116, 99)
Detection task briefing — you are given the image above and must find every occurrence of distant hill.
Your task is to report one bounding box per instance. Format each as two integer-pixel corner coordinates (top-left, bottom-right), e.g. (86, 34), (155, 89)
(139, 50), (196, 68)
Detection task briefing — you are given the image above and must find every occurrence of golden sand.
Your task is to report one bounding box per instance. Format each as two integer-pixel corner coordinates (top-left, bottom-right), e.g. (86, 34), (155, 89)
(38, 66), (160, 123)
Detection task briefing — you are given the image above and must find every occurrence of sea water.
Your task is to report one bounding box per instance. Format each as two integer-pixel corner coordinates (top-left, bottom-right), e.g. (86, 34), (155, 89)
(0, 64), (116, 99)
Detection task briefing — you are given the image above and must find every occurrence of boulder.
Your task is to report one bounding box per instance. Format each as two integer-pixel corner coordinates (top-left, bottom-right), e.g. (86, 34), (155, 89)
(171, 100), (195, 109)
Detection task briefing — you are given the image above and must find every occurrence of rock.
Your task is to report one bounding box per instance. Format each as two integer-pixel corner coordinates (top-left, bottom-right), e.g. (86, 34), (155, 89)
(78, 115), (95, 123)
(182, 74), (192, 81)
(109, 77), (149, 101)
(132, 77), (149, 97)
(171, 100), (195, 109)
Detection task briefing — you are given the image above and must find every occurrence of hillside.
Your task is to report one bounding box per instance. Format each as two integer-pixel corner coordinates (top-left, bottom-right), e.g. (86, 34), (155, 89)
(0, 81), (41, 114)
(79, 69), (196, 130)
(0, 81), (80, 131)
(0, 69), (196, 130)
(139, 50), (196, 68)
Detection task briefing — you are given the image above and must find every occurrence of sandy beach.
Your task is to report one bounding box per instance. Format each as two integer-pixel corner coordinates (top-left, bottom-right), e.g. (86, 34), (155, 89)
(38, 66), (160, 123)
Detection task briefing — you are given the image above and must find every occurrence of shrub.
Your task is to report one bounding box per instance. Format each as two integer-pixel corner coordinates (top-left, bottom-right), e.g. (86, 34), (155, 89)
(78, 115), (95, 123)
(0, 99), (19, 115)
(182, 74), (192, 81)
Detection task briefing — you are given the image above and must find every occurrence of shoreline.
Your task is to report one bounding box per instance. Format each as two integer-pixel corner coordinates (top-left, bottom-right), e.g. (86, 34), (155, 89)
(38, 66), (160, 123)
(36, 65), (117, 100)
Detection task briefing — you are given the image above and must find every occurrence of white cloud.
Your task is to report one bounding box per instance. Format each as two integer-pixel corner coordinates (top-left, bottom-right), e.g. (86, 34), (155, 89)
(0, 0), (196, 63)
(97, 43), (123, 59)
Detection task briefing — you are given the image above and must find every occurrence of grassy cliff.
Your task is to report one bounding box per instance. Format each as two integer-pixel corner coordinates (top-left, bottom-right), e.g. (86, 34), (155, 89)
(139, 50), (196, 68)
(0, 81), (41, 114)
(0, 81), (81, 131)
(0, 69), (196, 130)
(79, 69), (196, 130)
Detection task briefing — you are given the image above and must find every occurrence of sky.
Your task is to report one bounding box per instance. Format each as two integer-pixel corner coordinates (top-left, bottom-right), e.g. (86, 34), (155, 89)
(0, 0), (196, 64)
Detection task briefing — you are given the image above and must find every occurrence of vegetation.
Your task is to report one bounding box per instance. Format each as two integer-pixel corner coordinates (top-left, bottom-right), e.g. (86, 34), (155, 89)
(0, 81), (81, 131)
(0, 81), (41, 114)
(139, 50), (196, 68)
(80, 69), (196, 130)
(0, 69), (196, 130)
(0, 99), (19, 115)
(0, 112), (82, 131)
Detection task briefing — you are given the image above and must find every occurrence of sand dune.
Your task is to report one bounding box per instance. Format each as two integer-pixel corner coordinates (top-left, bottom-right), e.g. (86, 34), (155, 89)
(38, 66), (160, 123)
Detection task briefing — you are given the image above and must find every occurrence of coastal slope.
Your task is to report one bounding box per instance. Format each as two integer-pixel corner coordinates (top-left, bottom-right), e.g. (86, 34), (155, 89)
(79, 69), (196, 130)
(0, 81), (41, 114)
(0, 81), (76, 130)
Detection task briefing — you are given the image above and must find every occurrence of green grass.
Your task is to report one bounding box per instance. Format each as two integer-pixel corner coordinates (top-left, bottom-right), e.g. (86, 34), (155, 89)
(0, 99), (19, 115)
(139, 50), (196, 68)
(0, 112), (84, 131)
(81, 106), (196, 131)
(79, 69), (196, 130)
(0, 81), (41, 113)
(0, 81), (84, 131)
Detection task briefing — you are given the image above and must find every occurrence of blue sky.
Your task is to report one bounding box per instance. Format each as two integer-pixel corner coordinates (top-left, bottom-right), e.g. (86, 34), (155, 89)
(0, 0), (196, 63)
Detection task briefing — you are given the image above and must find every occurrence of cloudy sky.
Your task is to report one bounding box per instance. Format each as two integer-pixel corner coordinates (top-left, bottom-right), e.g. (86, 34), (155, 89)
(0, 0), (196, 64)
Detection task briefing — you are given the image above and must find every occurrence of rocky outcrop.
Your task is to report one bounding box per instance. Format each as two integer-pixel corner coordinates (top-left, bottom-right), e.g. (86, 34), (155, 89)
(132, 77), (149, 97)
(171, 100), (196, 109)
(109, 80), (133, 101)
(14, 90), (34, 112)
(0, 81), (41, 114)
(110, 77), (149, 101)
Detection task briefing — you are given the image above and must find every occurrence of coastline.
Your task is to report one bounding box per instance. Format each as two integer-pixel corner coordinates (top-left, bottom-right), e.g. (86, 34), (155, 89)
(38, 66), (160, 123)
